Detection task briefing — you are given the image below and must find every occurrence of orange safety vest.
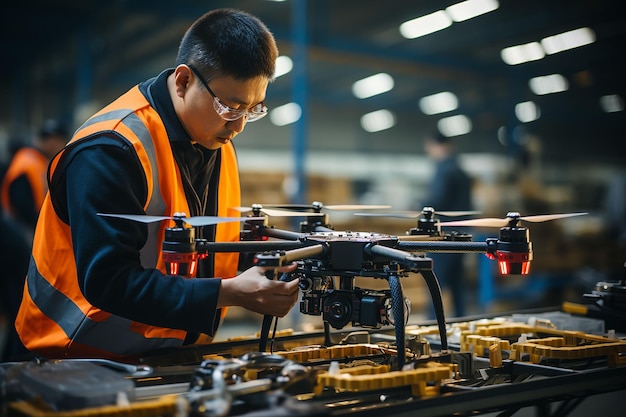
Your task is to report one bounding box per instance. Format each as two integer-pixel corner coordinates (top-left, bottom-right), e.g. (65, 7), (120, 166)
(15, 86), (241, 359)
(0, 147), (48, 217)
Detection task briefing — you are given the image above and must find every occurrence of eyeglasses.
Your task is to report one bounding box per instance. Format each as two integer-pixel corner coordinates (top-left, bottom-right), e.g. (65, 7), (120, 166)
(187, 65), (268, 122)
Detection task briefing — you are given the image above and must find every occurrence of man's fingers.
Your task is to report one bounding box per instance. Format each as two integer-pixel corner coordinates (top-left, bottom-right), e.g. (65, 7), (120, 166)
(276, 261), (297, 273)
(285, 278), (300, 294)
(272, 278), (299, 296)
(259, 262), (297, 280)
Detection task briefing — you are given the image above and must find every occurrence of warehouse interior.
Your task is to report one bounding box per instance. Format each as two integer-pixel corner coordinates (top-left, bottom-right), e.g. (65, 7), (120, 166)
(1, 0), (625, 335)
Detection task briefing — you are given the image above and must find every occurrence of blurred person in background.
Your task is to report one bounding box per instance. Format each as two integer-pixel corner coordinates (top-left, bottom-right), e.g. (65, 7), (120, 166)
(0, 210), (31, 361)
(14, 8), (299, 361)
(1, 119), (69, 238)
(422, 131), (474, 318)
(0, 121), (67, 360)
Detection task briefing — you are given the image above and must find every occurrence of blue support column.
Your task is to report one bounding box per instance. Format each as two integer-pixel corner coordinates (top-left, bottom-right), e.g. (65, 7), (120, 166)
(290, 0), (308, 205)
(477, 234), (495, 312)
(74, 24), (93, 127)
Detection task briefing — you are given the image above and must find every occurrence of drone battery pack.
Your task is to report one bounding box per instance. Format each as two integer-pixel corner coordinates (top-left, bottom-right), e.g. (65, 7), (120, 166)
(7, 360), (136, 411)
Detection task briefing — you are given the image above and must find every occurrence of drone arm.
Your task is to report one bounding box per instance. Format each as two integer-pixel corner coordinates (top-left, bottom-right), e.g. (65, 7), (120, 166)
(283, 243), (328, 263)
(254, 243), (328, 268)
(261, 227), (306, 241)
(364, 243), (424, 270)
(397, 240), (488, 253)
(198, 240), (305, 253)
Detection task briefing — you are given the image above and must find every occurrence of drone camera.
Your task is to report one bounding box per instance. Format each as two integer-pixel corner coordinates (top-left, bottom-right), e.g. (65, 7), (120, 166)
(298, 275), (331, 316)
(314, 288), (393, 330)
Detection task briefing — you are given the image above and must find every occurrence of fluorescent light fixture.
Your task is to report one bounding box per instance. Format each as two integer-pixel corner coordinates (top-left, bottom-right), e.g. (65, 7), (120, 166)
(599, 94), (624, 113)
(502, 27), (596, 66)
(360, 109), (396, 132)
(446, 0), (499, 22)
(529, 74), (569, 95)
(419, 91), (459, 115)
(352, 73), (395, 99)
(269, 102), (302, 126)
(274, 55), (293, 78)
(501, 42), (545, 65)
(400, 10), (452, 39)
(541, 27), (596, 55)
(515, 101), (540, 122)
(437, 114), (472, 137)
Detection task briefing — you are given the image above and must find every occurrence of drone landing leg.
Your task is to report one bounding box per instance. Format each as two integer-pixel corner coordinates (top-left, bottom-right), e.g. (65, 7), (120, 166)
(323, 321), (332, 346)
(418, 262), (449, 351)
(258, 314), (273, 352)
(258, 272), (290, 352)
(387, 266), (406, 370)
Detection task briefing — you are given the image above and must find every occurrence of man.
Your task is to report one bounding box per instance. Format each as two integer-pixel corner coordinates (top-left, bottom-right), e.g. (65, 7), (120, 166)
(0, 210), (30, 361)
(1, 119), (68, 236)
(423, 131), (473, 318)
(15, 8), (299, 361)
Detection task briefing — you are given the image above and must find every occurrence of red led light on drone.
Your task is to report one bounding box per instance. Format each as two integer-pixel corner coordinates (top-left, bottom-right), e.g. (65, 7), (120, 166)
(496, 251), (531, 275)
(163, 252), (207, 278)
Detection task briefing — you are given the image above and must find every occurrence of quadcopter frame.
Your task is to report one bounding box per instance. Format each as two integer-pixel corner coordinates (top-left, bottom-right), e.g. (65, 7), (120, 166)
(98, 206), (586, 370)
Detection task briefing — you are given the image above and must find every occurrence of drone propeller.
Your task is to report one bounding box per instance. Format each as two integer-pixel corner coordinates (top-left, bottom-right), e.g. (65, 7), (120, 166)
(439, 211), (588, 228)
(97, 213), (264, 227)
(354, 210), (480, 219)
(233, 206), (325, 217)
(264, 202), (392, 211)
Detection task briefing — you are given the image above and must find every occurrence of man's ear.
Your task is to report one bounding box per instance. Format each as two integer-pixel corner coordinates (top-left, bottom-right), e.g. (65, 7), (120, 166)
(173, 64), (193, 96)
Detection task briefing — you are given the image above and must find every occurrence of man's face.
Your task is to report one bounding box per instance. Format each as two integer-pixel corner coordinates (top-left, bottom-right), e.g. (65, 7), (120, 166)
(39, 134), (68, 159)
(174, 66), (269, 150)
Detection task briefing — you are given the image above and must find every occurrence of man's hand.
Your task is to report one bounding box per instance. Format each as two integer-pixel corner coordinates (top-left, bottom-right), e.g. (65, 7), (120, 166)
(217, 263), (299, 317)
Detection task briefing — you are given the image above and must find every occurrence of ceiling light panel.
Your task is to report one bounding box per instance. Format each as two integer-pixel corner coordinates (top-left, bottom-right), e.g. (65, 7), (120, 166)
(419, 91), (459, 115)
(399, 10), (452, 39)
(361, 109), (396, 132)
(529, 74), (569, 95)
(352, 73), (395, 99)
(446, 0), (499, 22)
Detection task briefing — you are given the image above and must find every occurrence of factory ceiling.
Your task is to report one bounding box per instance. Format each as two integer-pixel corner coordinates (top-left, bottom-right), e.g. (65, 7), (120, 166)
(1, 0), (625, 166)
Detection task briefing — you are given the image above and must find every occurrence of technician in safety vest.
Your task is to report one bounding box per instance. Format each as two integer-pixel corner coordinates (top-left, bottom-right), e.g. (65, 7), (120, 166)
(14, 8), (299, 361)
(1, 119), (68, 237)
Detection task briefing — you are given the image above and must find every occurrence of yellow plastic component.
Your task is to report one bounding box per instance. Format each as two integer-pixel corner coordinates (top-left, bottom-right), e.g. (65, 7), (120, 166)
(271, 343), (389, 363)
(255, 328), (294, 338)
(7, 395), (181, 417)
(407, 317), (626, 367)
(314, 362), (453, 397)
(224, 328), (295, 342)
(561, 301), (589, 315)
(449, 320), (626, 365)
(489, 344), (503, 368)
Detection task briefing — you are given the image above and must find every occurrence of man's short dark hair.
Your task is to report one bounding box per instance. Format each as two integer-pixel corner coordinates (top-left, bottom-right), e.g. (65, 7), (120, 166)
(176, 8), (278, 82)
(427, 131), (450, 145)
(39, 119), (68, 140)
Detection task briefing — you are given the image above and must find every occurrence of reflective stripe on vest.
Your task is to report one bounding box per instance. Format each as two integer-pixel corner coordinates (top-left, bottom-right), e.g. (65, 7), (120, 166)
(25, 258), (182, 355)
(76, 110), (165, 267)
(17, 85), (240, 359)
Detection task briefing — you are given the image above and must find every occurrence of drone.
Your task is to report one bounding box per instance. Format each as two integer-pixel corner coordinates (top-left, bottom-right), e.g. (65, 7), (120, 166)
(98, 204), (587, 370)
